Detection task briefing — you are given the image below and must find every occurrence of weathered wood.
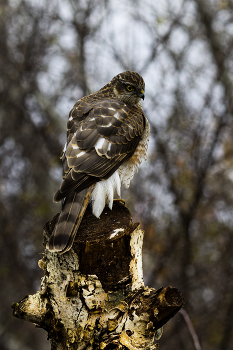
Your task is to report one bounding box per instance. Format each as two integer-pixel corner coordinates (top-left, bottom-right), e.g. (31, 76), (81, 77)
(12, 201), (185, 349)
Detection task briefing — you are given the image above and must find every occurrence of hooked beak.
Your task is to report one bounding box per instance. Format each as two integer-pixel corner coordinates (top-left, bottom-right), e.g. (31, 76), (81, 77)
(138, 89), (145, 100)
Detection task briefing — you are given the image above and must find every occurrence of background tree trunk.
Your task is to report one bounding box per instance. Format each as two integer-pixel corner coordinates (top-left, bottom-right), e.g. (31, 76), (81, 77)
(12, 202), (184, 349)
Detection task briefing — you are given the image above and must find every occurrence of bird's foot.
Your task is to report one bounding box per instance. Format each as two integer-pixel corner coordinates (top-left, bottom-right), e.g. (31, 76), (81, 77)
(113, 199), (125, 205)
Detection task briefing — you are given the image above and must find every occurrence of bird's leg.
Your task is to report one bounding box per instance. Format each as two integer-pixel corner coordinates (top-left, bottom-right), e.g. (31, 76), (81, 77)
(113, 199), (125, 205)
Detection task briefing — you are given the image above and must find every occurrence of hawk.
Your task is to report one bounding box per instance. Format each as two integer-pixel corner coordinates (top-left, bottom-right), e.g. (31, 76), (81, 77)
(47, 71), (150, 253)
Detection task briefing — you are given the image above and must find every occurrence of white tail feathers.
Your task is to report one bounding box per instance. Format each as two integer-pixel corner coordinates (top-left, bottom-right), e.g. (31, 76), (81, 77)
(91, 171), (121, 218)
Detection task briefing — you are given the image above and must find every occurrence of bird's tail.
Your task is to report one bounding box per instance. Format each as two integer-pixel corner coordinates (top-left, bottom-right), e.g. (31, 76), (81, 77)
(47, 185), (94, 254)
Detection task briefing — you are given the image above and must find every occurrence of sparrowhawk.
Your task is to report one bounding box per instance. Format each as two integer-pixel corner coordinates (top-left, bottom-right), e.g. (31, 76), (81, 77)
(47, 71), (150, 253)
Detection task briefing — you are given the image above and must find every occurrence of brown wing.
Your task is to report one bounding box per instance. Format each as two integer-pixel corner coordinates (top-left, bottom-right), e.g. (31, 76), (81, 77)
(54, 98), (145, 202)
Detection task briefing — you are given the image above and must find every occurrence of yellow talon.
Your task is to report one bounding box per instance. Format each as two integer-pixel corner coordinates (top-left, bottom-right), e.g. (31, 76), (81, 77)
(113, 199), (125, 205)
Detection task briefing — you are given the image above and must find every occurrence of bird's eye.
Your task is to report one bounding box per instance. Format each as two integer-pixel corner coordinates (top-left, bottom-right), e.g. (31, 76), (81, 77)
(126, 85), (134, 92)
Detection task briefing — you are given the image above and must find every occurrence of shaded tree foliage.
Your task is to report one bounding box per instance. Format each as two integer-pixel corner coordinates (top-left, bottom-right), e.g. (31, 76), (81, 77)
(1, 0), (233, 349)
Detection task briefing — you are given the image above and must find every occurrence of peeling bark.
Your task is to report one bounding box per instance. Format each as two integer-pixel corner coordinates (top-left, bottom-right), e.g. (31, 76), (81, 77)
(12, 201), (185, 349)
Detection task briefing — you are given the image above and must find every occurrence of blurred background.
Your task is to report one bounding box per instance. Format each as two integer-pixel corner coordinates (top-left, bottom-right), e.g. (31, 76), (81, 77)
(1, 0), (233, 349)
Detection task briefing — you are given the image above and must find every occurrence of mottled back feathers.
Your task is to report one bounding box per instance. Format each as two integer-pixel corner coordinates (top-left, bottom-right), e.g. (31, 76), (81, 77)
(54, 71), (146, 202)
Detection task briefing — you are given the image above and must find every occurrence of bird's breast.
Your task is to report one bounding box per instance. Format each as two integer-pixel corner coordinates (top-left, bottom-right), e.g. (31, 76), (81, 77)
(118, 116), (150, 188)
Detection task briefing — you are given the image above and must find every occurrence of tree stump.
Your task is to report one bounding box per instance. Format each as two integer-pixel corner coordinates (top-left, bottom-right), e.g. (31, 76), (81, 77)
(12, 201), (185, 350)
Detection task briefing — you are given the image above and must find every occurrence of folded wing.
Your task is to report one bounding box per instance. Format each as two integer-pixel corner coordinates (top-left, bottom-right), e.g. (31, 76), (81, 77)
(54, 99), (145, 202)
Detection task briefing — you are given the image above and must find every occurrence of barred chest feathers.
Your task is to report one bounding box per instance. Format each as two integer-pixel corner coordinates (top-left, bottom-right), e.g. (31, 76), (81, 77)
(91, 117), (150, 217)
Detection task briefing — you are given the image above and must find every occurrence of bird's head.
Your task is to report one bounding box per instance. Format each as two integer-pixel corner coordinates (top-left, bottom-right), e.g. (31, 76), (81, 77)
(112, 71), (145, 106)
